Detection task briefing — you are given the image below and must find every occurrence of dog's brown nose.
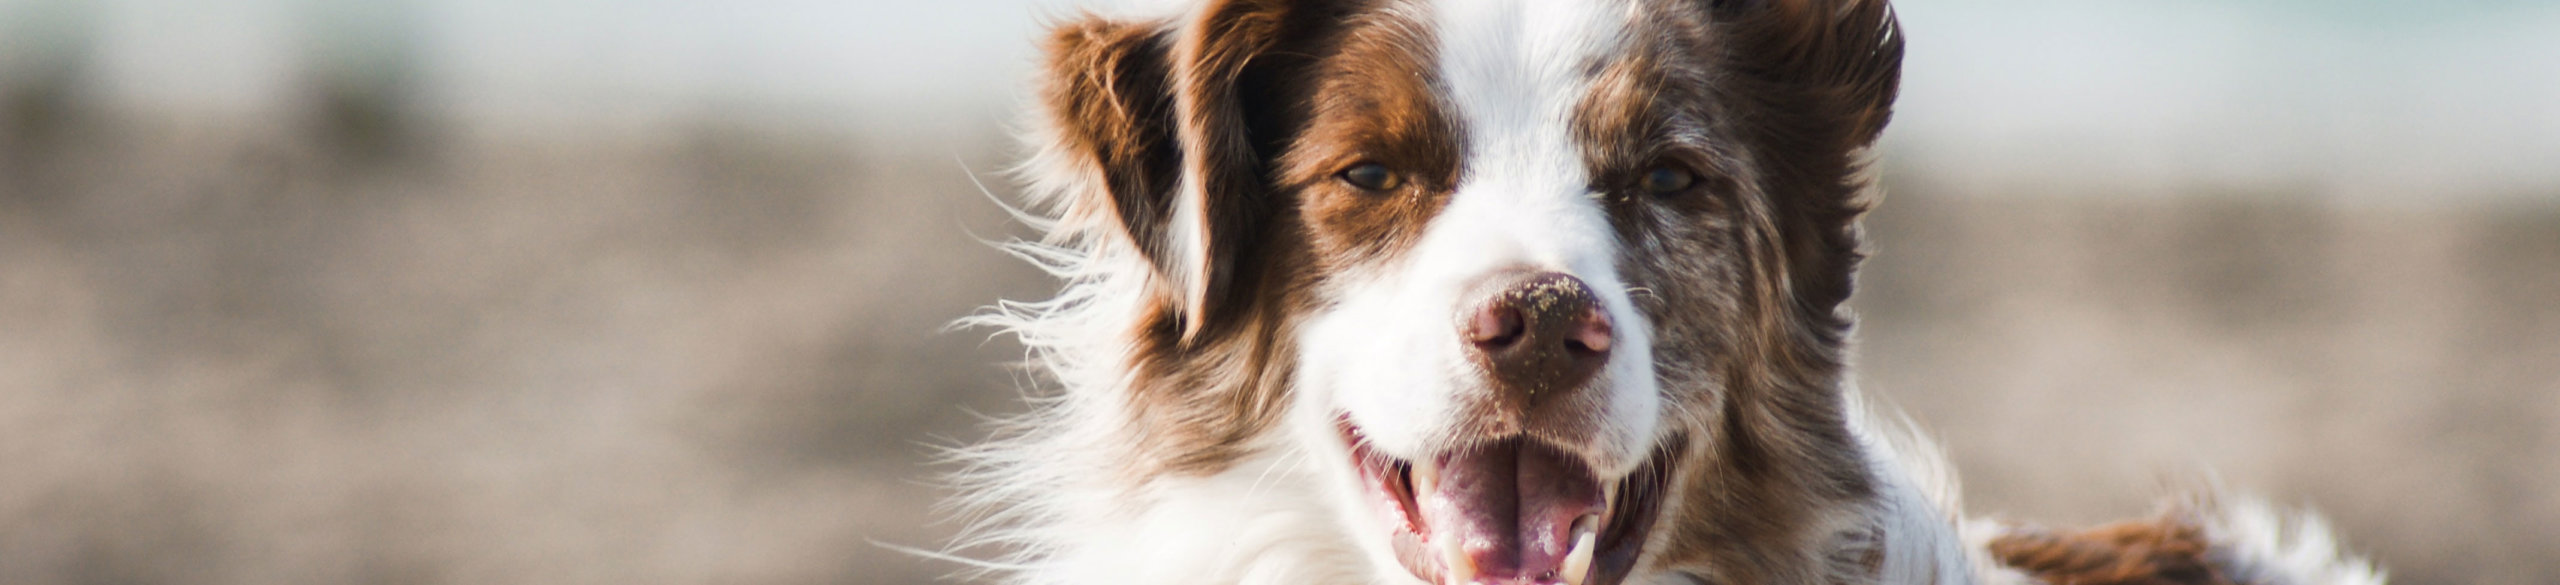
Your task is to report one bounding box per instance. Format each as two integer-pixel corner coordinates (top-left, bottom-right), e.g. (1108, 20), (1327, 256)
(1461, 271), (1612, 410)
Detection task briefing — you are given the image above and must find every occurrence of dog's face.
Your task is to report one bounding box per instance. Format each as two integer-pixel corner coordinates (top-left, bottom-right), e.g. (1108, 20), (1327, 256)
(1030, 1), (1898, 583)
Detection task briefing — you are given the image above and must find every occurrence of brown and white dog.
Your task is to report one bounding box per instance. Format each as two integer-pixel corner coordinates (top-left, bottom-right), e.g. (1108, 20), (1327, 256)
(949, 1), (2387, 584)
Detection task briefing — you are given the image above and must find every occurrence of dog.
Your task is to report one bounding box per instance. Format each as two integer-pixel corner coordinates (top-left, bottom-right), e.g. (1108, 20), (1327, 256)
(947, 1), (2388, 584)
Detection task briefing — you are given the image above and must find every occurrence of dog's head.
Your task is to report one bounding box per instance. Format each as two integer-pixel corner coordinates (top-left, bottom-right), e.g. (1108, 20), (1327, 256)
(1028, 0), (1900, 583)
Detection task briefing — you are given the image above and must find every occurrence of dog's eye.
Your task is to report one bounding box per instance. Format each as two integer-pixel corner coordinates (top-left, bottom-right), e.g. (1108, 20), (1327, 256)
(1339, 163), (1402, 191)
(1639, 166), (1696, 196)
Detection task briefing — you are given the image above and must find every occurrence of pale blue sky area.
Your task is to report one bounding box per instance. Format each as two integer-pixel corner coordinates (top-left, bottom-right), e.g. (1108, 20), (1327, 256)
(2, 0), (2555, 198)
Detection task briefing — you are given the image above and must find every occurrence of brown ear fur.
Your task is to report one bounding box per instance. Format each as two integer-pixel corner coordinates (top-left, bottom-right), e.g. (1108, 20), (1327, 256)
(1643, 6), (1904, 579)
(1036, 17), (1188, 308)
(1715, 0), (1903, 332)
(1033, 1), (1341, 477)
(1037, 1), (1336, 342)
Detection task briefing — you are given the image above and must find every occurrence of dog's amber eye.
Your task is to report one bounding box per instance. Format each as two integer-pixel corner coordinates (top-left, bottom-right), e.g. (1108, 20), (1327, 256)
(1340, 163), (1402, 191)
(1640, 166), (1695, 196)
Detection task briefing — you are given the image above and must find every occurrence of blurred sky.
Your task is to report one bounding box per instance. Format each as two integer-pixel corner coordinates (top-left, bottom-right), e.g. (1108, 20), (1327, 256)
(2, 0), (2556, 200)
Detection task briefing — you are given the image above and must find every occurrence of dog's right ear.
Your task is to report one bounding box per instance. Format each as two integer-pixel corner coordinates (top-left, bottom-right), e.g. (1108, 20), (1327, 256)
(1033, 4), (1319, 342)
(1030, 6), (1321, 475)
(1706, 0), (1902, 325)
(1035, 16), (1189, 296)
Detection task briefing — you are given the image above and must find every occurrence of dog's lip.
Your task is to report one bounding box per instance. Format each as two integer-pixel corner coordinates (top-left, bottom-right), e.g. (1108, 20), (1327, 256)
(1338, 417), (1682, 585)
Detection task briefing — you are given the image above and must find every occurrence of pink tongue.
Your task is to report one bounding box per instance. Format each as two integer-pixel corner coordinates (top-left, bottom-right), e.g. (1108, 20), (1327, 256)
(1417, 439), (1605, 583)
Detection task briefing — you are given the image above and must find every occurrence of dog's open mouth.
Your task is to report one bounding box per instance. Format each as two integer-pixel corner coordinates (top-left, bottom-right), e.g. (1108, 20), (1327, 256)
(1340, 420), (1682, 585)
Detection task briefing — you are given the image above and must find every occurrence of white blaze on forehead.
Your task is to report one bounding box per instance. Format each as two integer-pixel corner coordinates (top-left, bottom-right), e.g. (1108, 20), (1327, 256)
(1436, 0), (1628, 181)
(1428, 0), (1632, 271)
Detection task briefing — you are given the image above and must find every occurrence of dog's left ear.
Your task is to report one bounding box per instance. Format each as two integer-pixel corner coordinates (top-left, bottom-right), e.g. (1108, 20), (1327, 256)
(1715, 0), (1904, 320)
(1717, 0), (1903, 147)
(1033, 1), (1328, 342)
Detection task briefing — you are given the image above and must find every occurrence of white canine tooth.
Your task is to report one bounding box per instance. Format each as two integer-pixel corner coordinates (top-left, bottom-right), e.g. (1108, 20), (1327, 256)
(1441, 537), (1476, 585)
(1562, 515), (1599, 585)
(1413, 459), (1440, 497)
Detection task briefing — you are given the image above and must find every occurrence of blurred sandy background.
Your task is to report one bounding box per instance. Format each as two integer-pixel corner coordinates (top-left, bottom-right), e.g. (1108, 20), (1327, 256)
(0, 0), (2553, 584)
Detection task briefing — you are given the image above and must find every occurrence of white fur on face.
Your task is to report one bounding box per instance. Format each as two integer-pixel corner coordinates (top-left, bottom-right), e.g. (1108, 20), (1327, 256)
(1296, 0), (1660, 475)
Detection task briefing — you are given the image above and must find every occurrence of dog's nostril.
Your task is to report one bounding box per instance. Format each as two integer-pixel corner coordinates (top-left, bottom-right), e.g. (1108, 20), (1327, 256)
(1565, 309), (1612, 355)
(1467, 304), (1528, 349)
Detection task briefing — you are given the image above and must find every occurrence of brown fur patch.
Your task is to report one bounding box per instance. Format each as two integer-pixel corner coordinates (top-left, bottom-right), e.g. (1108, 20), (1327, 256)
(1276, 3), (1461, 273)
(1162, 0), (1350, 339)
(1118, 0), (1343, 477)
(1712, 0), (1905, 322)
(1033, 0), (1419, 478)
(1580, 1), (1905, 584)
(1989, 519), (2240, 585)
(1037, 17), (1184, 290)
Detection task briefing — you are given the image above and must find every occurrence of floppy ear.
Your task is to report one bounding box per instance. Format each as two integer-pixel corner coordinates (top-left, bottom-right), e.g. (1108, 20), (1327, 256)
(1713, 0), (1904, 323)
(1033, 1), (1320, 342)
(1718, 0), (1903, 149)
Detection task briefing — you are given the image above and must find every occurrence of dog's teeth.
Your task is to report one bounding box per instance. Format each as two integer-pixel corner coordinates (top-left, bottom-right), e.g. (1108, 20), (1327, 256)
(1441, 536), (1476, 585)
(1562, 514), (1599, 585)
(1413, 459), (1440, 497)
